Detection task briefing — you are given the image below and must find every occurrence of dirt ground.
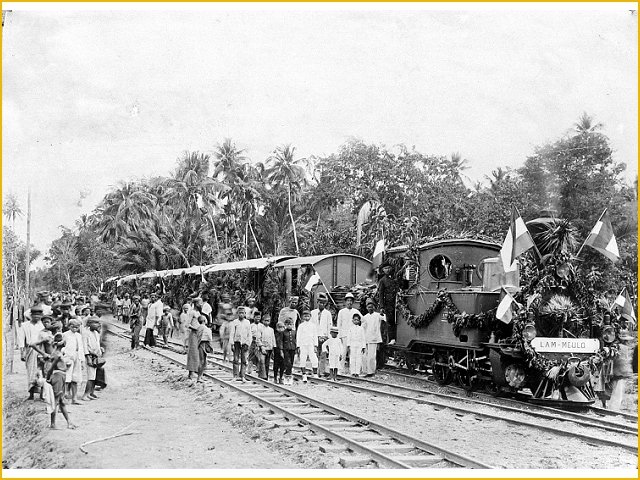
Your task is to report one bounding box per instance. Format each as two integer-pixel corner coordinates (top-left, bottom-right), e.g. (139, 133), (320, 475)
(2, 333), (307, 469)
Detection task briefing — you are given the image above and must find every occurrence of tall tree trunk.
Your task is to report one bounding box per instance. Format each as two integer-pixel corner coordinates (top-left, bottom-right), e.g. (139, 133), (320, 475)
(248, 220), (263, 258)
(25, 188), (31, 303)
(288, 183), (300, 254)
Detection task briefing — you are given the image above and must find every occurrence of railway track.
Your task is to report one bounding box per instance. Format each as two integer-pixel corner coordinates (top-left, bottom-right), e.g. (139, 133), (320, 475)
(382, 365), (639, 426)
(106, 320), (637, 454)
(106, 325), (491, 469)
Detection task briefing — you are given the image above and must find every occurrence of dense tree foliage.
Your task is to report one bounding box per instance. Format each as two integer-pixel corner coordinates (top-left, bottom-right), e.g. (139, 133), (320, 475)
(17, 114), (635, 298)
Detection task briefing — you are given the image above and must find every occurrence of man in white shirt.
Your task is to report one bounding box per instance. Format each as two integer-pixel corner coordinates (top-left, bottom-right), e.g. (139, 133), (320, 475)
(361, 299), (383, 376)
(337, 293), (358, 374)
(296, 310), (318, 382)
(310, 293), (333, 377)
(201, 295), (213, 325)
(144, 293), (163, 347)
(229, 306), (252, 381)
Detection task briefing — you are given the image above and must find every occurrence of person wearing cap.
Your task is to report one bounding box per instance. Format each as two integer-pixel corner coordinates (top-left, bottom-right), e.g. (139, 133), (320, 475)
(217, 303), (234, 362)
(46, 333), (77, 429)
(229, 306), (252, 382)
(144, 293), (163, 348)
(311, 293), (333, 377)
(177, 303), (190, 355)
(22, 305), (48, 400)
(24, 291), (53, 321)
(362, 299), (383, 376)
(278, 296), (301, 330)
(337, 293), (358, 373)
(282, 318), (297, 385)
(201, 294), (213, 327)
(377, 263), (398, 344)
(322, 327), (342, 381)
(296, 310), (318, 382)
(62, 319), (85, 404)
(244, 296), (259, 323)
(121, 293), (132, 325)
(158, 306), (174, 346)
(81, 318), (103, 401)
(258, 314), (276, 380)
(347, 312), (366, 377)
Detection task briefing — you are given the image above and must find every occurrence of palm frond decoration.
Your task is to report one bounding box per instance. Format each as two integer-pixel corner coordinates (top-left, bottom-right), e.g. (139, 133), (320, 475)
(540, 294), (576, 317)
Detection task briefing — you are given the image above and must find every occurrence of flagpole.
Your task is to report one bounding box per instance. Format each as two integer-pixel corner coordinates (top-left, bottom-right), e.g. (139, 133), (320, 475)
(316, 275), (338, 309)
(575, 208), (607, 259)
(610, 287), (624, 312)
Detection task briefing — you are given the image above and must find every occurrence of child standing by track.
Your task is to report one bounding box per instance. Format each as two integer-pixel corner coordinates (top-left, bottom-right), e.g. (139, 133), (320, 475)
(322, 327), (342, 381)
(296, 310), (318, 383)
(282, 318), (297, 385)
(273, 321), (286, 384)
(347, 313), (366, 377)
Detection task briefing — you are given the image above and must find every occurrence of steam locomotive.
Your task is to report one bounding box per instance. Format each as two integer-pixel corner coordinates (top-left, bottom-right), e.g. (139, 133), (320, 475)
(386, 237), (607, 409)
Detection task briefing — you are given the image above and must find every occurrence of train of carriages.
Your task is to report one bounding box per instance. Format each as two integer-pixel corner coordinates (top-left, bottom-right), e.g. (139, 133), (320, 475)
(103, 221), (630, 410)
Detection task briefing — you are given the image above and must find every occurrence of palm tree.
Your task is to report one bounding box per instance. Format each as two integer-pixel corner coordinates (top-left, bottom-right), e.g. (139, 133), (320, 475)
(266, 145), (308, 254)
(574, 112), (603, 136)
(96, 181), (155, 244)
(3, 193), (23, 231)
(166, 151), (228, 255)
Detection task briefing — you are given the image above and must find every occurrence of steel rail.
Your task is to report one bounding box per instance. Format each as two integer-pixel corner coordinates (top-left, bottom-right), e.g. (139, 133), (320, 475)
(106, 327), (489, 469)
(382, 366), (639, 428)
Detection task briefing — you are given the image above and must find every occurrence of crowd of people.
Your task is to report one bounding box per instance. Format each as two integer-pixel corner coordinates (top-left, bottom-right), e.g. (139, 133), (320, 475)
(15, 290), (107, 430)
(112, 285), (389, 386)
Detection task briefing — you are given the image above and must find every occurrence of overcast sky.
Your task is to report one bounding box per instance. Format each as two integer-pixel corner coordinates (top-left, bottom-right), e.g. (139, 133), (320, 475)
(3, 4), (637, 268)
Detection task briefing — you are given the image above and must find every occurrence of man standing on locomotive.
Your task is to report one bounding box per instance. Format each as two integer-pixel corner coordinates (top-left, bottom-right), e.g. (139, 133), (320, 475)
(377, 263), (398, 344)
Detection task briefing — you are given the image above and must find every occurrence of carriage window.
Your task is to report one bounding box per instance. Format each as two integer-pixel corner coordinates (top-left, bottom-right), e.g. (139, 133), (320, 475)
(428, 254), (453, 280)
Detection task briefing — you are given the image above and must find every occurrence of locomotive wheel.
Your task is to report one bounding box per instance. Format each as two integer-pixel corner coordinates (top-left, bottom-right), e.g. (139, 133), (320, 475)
(404, 353), (417, 373)
(455, 370), (479, 392)
(431, 358), (453, 385)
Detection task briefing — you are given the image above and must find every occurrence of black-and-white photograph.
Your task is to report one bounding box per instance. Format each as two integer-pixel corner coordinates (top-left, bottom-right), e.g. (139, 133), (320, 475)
(2, 1), (637, 474)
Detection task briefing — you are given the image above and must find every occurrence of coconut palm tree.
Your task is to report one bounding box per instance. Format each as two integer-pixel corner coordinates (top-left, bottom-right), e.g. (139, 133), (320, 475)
(574, 112), (603, 136)
(3, 193), (23, 231)
(95, 181), (155, 244)
(266, 145), (308, 254)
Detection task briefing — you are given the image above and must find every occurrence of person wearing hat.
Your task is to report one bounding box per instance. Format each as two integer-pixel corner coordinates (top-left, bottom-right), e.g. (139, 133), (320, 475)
(361, 299), (384, 376)
(243, 296), (258, 323)
(24, 291), (53, 321)
(337, 293), (358, 373)
(310, 293), (333, 377)
(377, 263), (398, 344)
(62, 319), (85, 404)
(322, 327), (342, 381)
(22, 305), (48, 400)
(278, 296), (301, 330)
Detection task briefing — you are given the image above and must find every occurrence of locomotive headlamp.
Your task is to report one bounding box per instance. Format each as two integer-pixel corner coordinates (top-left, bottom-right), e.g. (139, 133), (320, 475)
(602, 326), (616, 344)
(522, 323), (537, 341)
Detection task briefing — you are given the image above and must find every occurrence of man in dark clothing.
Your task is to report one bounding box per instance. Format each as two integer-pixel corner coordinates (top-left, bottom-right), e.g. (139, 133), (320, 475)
(377, 263), (398, 344)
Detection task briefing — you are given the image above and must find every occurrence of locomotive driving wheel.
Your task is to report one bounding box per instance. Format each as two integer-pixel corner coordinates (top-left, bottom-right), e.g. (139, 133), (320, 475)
(431, 357), (452, 385)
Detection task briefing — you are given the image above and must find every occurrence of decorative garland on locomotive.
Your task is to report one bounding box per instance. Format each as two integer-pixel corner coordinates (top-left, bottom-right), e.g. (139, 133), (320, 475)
(388, 237), (620, 409)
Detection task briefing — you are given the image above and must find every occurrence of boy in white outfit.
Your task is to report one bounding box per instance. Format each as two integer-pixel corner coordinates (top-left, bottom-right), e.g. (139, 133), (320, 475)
(337, 292), (358, 374)
(296, 310), (318, 382)
(347, 313), (366, 377)
(322, 327), (342, 381)
(361, 299), (383, 376)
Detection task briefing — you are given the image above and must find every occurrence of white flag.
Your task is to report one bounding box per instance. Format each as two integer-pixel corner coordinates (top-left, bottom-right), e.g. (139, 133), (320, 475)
(372, 239), (385, 268)
(496, 288), (517, 324)
(304, 273), (321, 292)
